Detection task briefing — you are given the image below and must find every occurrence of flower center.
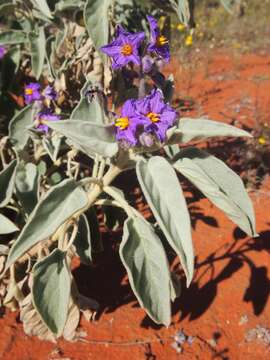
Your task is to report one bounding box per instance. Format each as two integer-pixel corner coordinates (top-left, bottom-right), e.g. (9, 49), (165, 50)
(147, 112), (160, 123)
(25, 88), (33, 95)
(156, 35), (169, 47)
(121, 44), (133, 56)
(115, 117), (129, 130)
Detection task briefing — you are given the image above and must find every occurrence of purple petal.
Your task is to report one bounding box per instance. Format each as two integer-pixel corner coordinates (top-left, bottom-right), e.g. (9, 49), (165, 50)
(37, 124), (49, 133)
(147, 15), (159, 42)
(129, 31), (145, 45)
(116, 127), (137, 146)
(149, 89), (164, 113)
(160, 107), (177, 126)
(128, 54), (141, 66)
(121, 99), (136, 117)
(100, 44), (122, 57)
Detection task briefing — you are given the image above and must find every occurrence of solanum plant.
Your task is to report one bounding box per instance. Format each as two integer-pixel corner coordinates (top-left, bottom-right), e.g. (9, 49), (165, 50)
(0, 0), (255, 341)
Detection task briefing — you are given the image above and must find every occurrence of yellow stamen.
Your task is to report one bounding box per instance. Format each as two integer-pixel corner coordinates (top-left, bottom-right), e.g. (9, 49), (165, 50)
(25, 88), (33, 95)
(115, 117), (129, 130)
(258, 136), (266, 145)
(121, 44), (133, 56)
(185, 35), (193, 46)
(147, 112), (160, 123)
(177, 23), (185, 31)
(156, 35), (169, 47)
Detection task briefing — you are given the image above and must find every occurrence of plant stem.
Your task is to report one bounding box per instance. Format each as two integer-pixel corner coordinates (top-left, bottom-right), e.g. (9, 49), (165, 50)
(17, 164), (123, 265)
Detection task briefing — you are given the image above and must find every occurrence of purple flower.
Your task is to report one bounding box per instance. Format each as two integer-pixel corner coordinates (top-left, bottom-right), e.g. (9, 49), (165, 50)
(43, 85), (57, 101)
(24, 83), (42, 104)
(100, 26), (145, 69)
(147, 16), (170, 63)
(135, 89), (177, 142)
(114, 90), (177, 147)
(0, 46), (6, 59)
(34, 112), (60, 133)
(114, 99), (147, 146)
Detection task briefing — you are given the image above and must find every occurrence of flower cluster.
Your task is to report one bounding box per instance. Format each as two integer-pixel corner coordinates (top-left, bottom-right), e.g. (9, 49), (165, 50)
(100, 16), (170, 69)
(24, 83), (60, 133)
(101, 16), (178, 148)
(115, 89), (177, 147)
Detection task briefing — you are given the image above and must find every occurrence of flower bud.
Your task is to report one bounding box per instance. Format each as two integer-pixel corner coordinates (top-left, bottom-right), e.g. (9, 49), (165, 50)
(142, 55), (154, 74)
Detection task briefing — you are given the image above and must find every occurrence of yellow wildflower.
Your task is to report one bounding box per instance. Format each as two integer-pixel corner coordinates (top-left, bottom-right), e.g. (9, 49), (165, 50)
(158, 16), (166, 29)
(177, 23), (186, 31)
(185, 35), (193, 46)
(258, 136), (266, 145)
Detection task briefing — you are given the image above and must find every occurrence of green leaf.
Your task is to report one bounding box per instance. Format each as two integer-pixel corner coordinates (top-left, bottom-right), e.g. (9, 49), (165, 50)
(84, 0), (111, 62)
(74, 207), (103, 255)
(0, 159), (17, 208)
(120, 217), (171, 326)
(0, 31), (28, 45)
(6, 179), (88, 268)
(0, 214), (19, 234)
(32, 249), (71, 336)
(30, 0), (53, 19)
(15, 162), (39, 215)
(173, 147), (257, 237)
(42, 133), (62, 162)
(136, 156), (194, 286)
(71, 80), (107, 124)
(55, 0), (84, 11)
(29, 27), (46, 79)
(73, 214), (92, 265)
(170, 0), (190, 25)
(9, 104), (38, 151)
(0, 3), (16, 16)
(167, 118), (252, 145)
(8, 45), (21, 73)
(164, 144), (179, 159)
(46, 120), (118, 158)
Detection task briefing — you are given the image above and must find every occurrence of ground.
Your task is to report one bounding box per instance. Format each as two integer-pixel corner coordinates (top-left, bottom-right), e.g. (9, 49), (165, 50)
(0, 51), (269, 359)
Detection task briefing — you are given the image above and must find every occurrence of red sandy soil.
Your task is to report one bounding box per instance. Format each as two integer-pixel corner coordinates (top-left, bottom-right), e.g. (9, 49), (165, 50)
(1, 52), (270, 360)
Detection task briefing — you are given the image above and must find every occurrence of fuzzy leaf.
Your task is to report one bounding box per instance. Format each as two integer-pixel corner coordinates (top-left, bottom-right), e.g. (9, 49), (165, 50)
(46, 120), (118, 158)
(42, 133), (62, 162)
(55, 0), (84, 11)
(164, 144), (179, 159)
(170, 0), (190, 25)
(167, 118), (252, 145)
(0, 214), (19, 234)
(71, 80), (107, 124)
(0, 30), (27, 45)
(74, 214), (92, 265)
(32, 249), (71, 336)
(9, 104), (38, 151)
(120, 217), (171, 326)
(29, 27), (46, 79)
(136, 156), (194, 286)
(31, 0), (52, 19)
(6, 179), (88, 268)
(173, 147), (257, 236)
(0, 159), (17, 208)
(84, 0), (111, 62)
(15, 162), (39, 215)
(0, 4), (16, 16)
